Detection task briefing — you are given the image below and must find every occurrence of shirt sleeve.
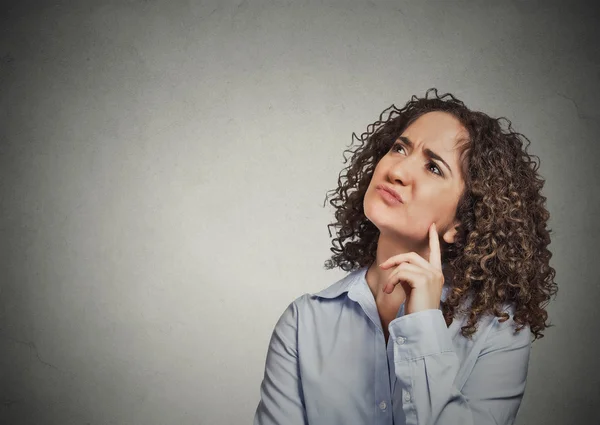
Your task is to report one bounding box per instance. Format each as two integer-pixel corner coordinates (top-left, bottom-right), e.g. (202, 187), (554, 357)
(253, 299), (308, 425)
(389, 308), (531, 425)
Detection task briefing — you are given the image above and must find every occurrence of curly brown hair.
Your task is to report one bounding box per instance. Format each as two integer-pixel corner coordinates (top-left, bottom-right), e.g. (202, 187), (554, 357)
(323, 88), (558, 341)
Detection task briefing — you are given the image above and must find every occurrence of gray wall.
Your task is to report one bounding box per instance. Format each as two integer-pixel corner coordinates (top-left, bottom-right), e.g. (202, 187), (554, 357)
(1, 0), (598, 424)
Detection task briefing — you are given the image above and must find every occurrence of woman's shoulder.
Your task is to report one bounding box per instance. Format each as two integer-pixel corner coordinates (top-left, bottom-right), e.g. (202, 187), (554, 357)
(491, 302), (532, 339)
(457, 298), (532, 347)
(275, 269), (365, 325)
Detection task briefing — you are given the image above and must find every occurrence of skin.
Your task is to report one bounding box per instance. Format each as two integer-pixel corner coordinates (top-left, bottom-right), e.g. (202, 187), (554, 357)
(362, 111), (468, 342)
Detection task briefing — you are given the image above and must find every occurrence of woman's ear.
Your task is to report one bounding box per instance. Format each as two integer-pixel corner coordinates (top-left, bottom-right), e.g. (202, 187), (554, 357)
(442, 220), (460, 244)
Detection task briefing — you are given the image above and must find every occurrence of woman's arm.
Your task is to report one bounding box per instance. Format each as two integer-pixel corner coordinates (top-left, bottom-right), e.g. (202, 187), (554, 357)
(253, 300), (308, 425)
(390, 308), (531, 425)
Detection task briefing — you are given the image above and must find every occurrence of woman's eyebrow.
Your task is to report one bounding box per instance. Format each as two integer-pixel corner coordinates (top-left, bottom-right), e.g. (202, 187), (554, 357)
(398, 136), (453, 176)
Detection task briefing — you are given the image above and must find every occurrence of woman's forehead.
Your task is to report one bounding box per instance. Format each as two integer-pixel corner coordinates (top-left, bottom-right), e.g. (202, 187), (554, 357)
(402, 112), (468, 153)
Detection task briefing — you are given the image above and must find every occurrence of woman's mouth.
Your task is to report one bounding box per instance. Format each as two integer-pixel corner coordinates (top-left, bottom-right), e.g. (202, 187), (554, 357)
(376, 185), (403, 205)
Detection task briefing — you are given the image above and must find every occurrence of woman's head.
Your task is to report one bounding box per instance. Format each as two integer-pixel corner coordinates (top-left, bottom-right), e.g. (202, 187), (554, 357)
(363, 110), (468, 258)
(323, 89), (557, 340)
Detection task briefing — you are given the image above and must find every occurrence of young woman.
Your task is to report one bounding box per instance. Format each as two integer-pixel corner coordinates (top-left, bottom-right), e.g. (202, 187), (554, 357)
(253, 89), (558, 425)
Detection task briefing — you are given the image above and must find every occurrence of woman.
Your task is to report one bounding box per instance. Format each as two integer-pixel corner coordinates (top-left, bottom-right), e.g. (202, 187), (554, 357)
(253, 89), (558, 425)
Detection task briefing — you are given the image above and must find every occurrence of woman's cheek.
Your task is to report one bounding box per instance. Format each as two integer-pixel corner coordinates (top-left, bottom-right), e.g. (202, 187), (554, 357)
(415, 212), (435, 235)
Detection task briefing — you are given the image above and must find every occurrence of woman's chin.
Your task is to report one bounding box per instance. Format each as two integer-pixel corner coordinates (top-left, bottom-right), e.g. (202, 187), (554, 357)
(364, 207), (402, 231)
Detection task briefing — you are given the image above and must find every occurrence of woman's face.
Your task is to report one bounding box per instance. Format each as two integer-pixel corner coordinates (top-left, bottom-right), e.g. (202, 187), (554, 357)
(363, 111), (467, 247)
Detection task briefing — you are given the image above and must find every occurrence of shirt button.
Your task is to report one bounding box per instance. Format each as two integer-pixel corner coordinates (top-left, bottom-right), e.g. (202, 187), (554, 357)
(396, 336), (406, 345)
(379, 401), (387, 410)
(404, 391), (411, 402)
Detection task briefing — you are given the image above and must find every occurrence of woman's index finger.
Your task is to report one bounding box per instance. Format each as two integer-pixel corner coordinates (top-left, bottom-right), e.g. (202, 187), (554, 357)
(429, 223), (442, 270)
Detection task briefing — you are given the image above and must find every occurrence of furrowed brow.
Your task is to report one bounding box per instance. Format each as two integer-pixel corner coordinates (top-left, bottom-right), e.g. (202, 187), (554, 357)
(398, 136), (453, 176)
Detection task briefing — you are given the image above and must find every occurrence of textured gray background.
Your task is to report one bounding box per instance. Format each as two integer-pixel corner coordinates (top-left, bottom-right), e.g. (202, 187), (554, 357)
(1, 0), (599, 424)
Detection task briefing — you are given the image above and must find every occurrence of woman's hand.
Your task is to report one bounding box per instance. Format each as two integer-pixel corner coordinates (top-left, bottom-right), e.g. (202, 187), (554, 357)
(379, 223), (445, 315)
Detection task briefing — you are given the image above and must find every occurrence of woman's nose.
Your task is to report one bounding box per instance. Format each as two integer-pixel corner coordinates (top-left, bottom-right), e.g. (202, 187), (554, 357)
(389, 156), (419, 185)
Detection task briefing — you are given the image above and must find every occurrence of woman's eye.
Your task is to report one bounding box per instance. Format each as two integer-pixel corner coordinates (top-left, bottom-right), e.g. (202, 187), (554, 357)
(428, 162), (443, 176)
(392, 143), (405, 154)
(392, 143), (443, 177)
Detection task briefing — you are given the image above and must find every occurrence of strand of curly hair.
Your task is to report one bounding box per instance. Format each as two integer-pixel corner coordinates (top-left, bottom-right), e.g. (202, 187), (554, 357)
(322, 88), (558, 341)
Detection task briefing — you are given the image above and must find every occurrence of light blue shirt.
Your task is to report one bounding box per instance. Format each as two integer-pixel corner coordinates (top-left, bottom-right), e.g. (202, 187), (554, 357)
(254, 266), (531, 425)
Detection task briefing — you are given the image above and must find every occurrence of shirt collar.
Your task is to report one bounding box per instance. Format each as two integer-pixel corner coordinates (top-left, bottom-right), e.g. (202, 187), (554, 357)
(312, 267), (367, 299)
(313, 264), (452, 302)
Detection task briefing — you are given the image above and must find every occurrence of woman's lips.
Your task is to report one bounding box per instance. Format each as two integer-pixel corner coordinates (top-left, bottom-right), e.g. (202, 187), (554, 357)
(376, 185), (403, 205)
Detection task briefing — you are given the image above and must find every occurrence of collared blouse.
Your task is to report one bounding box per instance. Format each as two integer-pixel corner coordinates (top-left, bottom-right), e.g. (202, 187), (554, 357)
(254, 266), (531, 425)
